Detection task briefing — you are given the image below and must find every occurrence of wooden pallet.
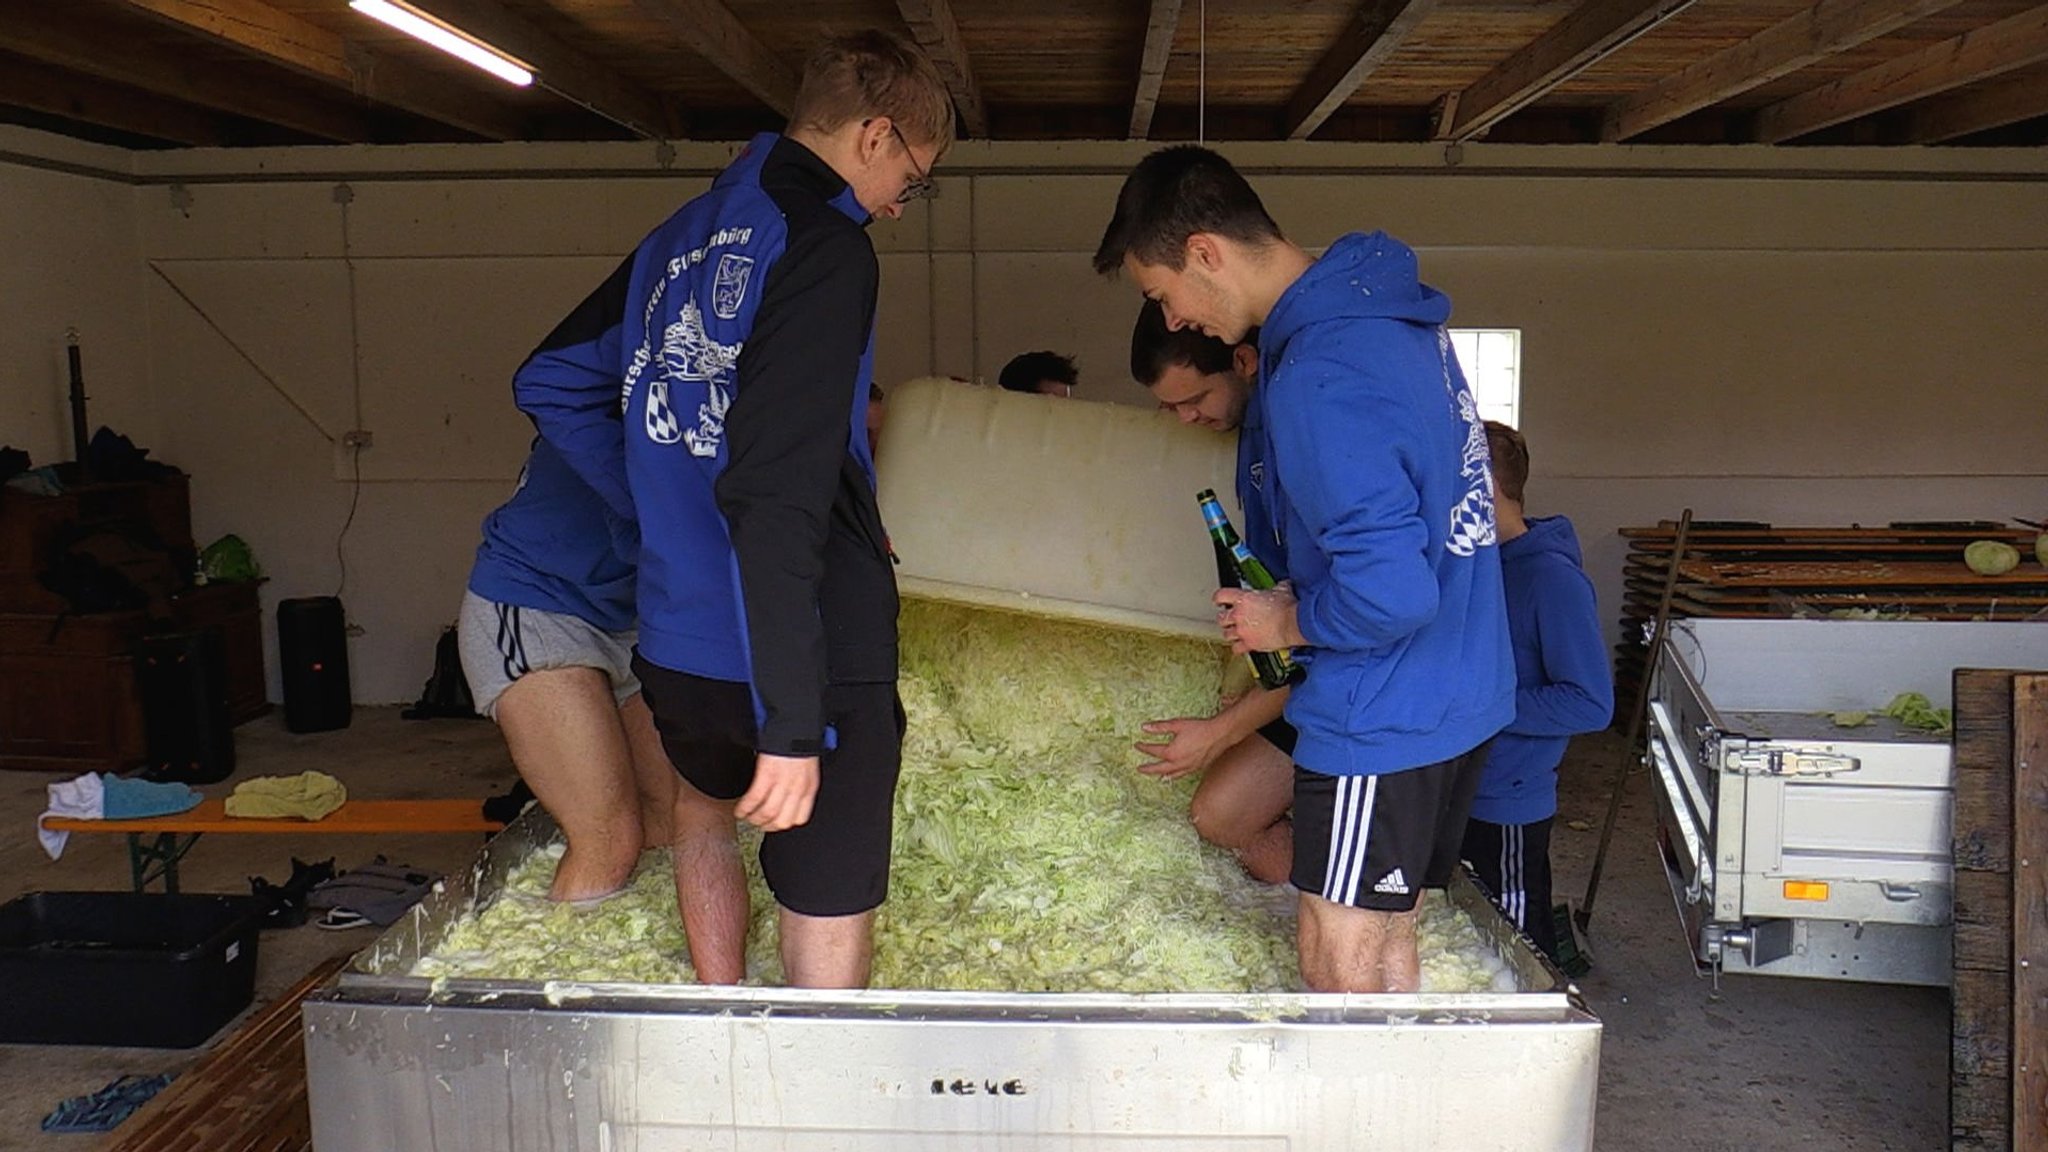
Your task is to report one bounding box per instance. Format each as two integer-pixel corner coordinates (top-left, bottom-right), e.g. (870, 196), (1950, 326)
(1951, 671), (2048, 1152)
(99, 953), (349, 1152)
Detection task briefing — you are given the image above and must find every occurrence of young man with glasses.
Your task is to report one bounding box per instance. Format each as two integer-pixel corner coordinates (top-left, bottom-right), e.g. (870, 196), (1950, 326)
(514, 30), (953, 989)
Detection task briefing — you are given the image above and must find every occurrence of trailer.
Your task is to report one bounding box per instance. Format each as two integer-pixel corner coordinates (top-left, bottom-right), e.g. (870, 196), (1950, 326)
(1647, 617), (2048, 985)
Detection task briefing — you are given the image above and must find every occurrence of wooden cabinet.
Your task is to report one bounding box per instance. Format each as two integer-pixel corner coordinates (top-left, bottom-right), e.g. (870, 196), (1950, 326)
(0, 611), (147, 772)
(0, 585), (267, 773)
(0, 473), (266, 773)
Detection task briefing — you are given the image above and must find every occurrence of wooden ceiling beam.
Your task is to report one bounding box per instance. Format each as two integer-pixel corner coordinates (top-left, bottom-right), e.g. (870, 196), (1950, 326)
(896, 0), (988, 137)
(0, 1), (376, 142)
(121, 0), (525, 140)
(1128, 0), (1183, 139)
(1753, 6), (2048, 142)
(1604, 0), (1966, 141)
(630, 0), (796, 117)
(1905, 70), (2048, 143)
(404, 0), (682, 138)
(1285, 0), (1440, 140)
(0, 53), (235, 146)
(1438, 0), (1697, 141)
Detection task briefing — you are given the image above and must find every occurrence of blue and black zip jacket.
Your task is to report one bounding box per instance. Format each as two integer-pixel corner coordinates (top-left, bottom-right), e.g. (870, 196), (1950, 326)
(467, 436), (636, 634)
(513, 133), (893, 757)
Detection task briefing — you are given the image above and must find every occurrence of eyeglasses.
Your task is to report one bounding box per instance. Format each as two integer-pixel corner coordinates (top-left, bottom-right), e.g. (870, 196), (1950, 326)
(883, 121), (934, 204)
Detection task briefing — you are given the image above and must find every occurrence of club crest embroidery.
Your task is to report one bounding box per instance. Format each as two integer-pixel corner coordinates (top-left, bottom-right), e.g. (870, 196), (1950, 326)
(711, 254), (755, 321)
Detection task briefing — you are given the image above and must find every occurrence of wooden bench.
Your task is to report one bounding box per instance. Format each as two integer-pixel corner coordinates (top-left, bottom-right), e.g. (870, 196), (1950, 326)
(46, 799), (503, 892)
(100, 953), (350, 1152)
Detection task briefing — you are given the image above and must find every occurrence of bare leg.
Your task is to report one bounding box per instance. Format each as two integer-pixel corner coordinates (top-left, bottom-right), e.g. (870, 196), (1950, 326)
(670, 781), (748, 984)
(495, 667), (640, 902)
(1297, 892), (1420, 993)
(779, 908), (876, 989)
(1189, 735), (1295, 885)
(618, 693), (677, 847)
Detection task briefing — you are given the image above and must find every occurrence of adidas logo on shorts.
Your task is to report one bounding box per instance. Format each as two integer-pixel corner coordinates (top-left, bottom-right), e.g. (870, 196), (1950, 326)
(1373, 868), (1410, 896)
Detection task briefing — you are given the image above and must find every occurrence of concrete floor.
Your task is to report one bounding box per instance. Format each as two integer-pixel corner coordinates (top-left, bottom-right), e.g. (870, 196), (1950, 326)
(0, 710), (1948, 1151)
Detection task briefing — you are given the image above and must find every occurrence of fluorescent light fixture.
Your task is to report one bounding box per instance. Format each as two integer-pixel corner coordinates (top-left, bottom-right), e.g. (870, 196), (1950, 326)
(349, 0), (534, 87)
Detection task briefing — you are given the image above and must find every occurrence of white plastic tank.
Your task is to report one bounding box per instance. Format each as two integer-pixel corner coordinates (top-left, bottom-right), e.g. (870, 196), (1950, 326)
(874, 377), (1241, 641)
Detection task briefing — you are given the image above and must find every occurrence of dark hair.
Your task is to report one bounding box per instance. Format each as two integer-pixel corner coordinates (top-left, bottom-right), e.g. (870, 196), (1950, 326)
(1130, 299), (1257, 385)
(1485, 420), (1528, 503)
(999, 351), (1079, 394)
(791, 30), (955, 151)
(1093, 146), (1283, 275)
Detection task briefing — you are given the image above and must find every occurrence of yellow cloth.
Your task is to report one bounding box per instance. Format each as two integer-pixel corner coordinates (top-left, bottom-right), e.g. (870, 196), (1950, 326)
(224, 771), (348, 821)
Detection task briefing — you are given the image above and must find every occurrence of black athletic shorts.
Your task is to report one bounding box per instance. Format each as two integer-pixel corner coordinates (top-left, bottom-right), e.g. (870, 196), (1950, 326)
(631, 653), (904, 918)
(1254, 718), (1298, 757)
(1463, 816), (1558, 959)
(1290, 740), (1490, 913)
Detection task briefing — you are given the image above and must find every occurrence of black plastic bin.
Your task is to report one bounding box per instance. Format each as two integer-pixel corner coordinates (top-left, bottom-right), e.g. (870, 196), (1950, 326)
(0, 892), (264, 1047)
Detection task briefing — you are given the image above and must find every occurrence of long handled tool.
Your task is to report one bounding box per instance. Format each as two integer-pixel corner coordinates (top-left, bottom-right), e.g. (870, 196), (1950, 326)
(1574, 508), (1693, 937)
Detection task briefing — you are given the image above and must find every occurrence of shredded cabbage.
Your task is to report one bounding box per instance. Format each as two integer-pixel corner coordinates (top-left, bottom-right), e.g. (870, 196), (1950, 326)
(1879, 691), (1953, 733)
(415, 599), (1510, 994)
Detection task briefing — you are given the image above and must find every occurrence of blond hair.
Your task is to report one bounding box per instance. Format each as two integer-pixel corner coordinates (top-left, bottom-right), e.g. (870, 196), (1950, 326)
(790, 30), (956, 152)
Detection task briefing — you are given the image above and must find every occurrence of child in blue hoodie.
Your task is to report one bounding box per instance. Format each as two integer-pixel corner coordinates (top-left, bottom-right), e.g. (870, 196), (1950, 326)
(1095, 146), (1515, 993)
(1463, 422), (1614, 960)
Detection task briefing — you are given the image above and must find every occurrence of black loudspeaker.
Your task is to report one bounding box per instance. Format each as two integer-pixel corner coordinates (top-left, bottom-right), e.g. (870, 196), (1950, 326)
(138, 629), (235, 784)
(277, 596), (352, 734)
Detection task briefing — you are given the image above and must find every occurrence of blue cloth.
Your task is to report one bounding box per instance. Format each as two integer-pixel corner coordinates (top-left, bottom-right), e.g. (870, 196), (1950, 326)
(42, 1073), (175, 1133)
(1246, 230), (1515, 776)
(467, 437), (637, 633)
(1471, 516), (1616, 824)
(100, 774), (202, 820)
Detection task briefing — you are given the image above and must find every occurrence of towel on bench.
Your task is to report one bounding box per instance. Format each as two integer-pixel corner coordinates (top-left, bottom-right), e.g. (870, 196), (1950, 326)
(38, 774), (203, 860)
(225, 771), (347, 821)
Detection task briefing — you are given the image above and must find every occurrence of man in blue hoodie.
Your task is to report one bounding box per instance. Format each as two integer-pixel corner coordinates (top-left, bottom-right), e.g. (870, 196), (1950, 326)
(1463, 422), (1614, 959)
(1095, 147), (1515, 993)
(512, 32), (954, 989)
(460, 438), (674, 904)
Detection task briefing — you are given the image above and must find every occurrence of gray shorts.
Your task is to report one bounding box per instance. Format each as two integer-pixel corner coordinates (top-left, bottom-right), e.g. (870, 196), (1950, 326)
(457, 590), (639, 720)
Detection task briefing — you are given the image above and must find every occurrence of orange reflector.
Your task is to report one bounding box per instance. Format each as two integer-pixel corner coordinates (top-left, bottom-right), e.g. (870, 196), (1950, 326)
(1783, 880), (1830, 901)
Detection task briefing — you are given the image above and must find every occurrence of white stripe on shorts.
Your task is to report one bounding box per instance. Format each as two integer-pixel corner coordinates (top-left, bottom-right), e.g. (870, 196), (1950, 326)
(1322, 774), (1380, 905)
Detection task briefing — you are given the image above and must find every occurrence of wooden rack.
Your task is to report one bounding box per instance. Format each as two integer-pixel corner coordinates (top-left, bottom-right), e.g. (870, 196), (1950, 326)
(1615, 521), (2046, 709)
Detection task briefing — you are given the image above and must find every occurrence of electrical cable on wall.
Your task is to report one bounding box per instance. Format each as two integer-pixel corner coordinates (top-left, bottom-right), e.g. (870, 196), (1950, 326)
(334, 183), (365, 601)
(1197, 0), (1206, 144)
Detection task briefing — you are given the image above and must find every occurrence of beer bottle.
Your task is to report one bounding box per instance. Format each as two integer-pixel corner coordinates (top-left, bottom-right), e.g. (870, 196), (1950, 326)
(1197, 489), (1300, 690)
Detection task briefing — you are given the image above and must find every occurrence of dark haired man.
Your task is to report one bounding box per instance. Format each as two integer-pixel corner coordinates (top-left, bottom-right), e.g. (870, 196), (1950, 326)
(1127, 301), (1294, 886)
(1096, 146), (1515, 993)
(998, 350), (1080, 397)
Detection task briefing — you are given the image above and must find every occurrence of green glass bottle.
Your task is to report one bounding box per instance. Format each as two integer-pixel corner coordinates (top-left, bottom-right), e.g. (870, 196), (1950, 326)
(1197, 489), (1300, 690)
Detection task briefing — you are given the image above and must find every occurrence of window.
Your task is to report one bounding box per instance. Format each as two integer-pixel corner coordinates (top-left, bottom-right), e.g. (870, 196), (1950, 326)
(1449, 328), (1520, 428)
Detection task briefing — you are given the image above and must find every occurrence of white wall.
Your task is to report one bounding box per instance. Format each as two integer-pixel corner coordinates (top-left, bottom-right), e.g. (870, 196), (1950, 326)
(5, 129), (2044, 702)
(0, 134), (152, 466)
